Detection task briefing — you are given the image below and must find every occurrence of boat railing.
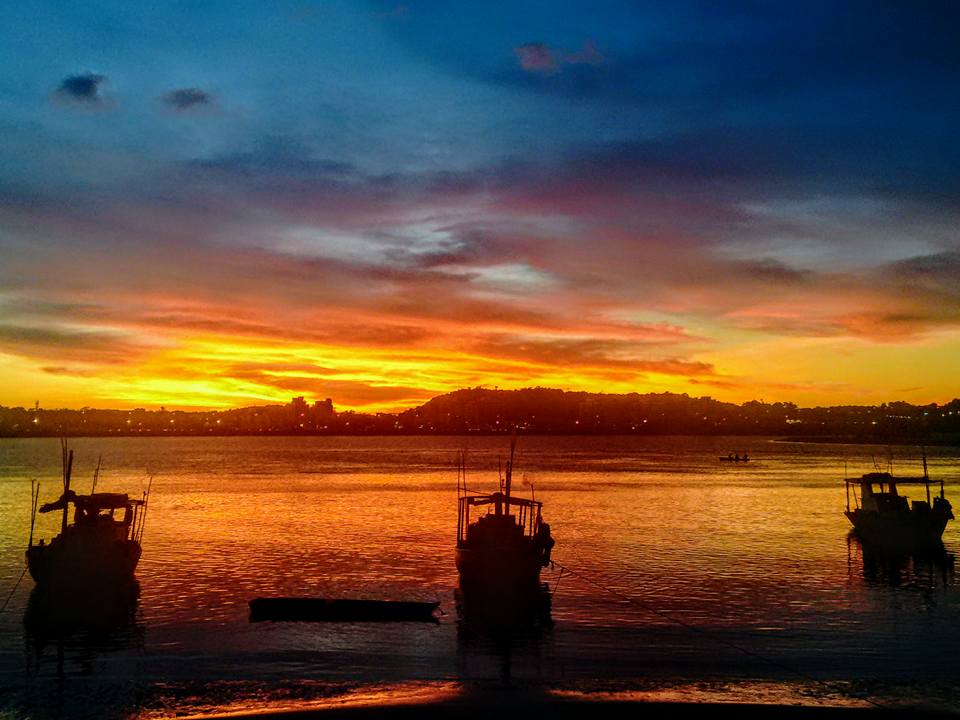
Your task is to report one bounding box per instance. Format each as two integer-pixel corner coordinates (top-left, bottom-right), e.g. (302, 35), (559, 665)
(457, 493), (543, 544)
(843, 475), (929, 485)
(29, 440), (153, 550)
(844, 469), (945, 514)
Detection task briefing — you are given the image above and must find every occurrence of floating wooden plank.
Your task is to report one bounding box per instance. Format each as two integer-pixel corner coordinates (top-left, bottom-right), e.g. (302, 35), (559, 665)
(248, 597), (440, 623)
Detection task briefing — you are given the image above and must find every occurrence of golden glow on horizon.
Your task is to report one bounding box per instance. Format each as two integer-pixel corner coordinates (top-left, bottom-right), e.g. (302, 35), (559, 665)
(702, 330), (960, 406)
(0, 332), (707, 412)
(1, 320), (958, 412)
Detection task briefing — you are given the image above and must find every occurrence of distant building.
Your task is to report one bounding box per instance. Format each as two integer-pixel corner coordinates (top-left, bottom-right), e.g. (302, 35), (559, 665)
(313, 398), (334, 419)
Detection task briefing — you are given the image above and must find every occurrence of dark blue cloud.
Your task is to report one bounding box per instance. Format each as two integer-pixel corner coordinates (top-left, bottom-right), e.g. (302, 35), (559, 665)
(54, 72), (107, 104)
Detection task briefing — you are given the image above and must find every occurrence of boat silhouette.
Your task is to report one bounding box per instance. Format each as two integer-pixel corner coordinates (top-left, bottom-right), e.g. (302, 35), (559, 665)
(26, 441), (150, 593)
(456, 439), (554, 609)
(844, 455), (953, 549)
(719, 453), (749, 462)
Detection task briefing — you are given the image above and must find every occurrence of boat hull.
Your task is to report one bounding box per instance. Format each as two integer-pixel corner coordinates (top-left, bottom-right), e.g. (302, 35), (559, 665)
(845, 509), (950, 549)
(26, 538), (141, 591)
(455, 545), (544, 598)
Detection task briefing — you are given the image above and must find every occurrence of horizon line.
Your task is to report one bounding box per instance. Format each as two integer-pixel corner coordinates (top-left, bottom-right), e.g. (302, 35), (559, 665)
(5, 386), (959, 415)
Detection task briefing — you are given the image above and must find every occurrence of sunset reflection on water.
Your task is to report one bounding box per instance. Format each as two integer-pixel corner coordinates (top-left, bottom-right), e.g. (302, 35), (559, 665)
(1, 435), (958, 717)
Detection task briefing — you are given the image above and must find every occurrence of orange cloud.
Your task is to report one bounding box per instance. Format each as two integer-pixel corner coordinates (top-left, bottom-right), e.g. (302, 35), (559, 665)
(3, 149), (960, 411)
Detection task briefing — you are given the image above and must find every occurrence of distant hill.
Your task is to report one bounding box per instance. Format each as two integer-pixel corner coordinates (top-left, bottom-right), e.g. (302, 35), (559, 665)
(395, 387), (960, 442)
(1, 387), (959, 442)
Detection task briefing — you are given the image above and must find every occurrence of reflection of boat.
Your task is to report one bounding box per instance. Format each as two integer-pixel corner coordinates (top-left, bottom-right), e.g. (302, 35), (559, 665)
(848, 535), (955, 589)
(24, 581), (144, 677)
(26, 442), (150, 592)
(24, 581), (141, 636)
(455, 582), (552, 628)
(844, 457), (953, 549)
(455, 439), (554, 605)
(248, 597), (440, 623)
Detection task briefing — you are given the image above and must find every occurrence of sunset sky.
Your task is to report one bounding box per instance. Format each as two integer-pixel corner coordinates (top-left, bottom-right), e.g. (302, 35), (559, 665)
(1, 1), (959, 412)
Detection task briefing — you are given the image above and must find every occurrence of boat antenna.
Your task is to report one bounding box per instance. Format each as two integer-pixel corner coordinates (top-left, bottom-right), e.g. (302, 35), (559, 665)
(922, 447), (931, 505)
(843, 458), (849, 512)
(28, 479), (40, 548)
(457, 450), (463, 498)
(136, 474), (154, 545)
(91, 453), (102, 494)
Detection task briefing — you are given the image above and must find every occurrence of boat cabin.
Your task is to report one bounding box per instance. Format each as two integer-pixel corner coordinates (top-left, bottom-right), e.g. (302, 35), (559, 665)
(845, 471), (946, 516)
(38, 490), (146, 543)
(457, 490), (548, 550)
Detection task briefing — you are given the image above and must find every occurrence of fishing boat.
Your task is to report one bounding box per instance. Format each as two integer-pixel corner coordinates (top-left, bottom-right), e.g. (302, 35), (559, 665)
(26, 442), (150, 592)
(844, 456), (953, 548)
(455, 439), (554, 604)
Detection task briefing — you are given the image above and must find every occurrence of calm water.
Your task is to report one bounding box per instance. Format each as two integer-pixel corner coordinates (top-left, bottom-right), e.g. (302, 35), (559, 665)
(1, 436), (958, 718)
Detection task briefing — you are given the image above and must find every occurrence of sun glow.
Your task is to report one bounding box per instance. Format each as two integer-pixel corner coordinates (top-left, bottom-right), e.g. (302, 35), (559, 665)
(0, 330), (710, 412)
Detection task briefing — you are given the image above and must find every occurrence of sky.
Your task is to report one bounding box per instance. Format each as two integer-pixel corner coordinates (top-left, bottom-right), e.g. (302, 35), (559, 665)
(1, 1), (959, 412)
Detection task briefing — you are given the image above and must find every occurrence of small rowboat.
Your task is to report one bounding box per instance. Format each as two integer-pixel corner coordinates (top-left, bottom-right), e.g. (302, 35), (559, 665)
(248, 597), (440, 623)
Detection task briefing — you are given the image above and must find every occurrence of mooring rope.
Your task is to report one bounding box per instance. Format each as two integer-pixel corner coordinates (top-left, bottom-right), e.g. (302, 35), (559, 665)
(550, 557), (889, 711)
(0, 566), (27, 614)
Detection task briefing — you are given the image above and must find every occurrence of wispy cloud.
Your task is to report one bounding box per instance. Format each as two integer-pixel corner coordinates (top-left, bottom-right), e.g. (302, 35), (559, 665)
(160, 87), (214, 112)
(515, 43), (557, 72)
(514, 40), (603, 73)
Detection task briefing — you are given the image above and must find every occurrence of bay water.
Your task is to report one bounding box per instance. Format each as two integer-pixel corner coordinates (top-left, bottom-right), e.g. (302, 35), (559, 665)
(0, 436), (958, 717)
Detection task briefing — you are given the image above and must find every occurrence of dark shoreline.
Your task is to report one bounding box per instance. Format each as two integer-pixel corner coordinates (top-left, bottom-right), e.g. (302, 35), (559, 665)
(773, 435), (960, 447)
(0, 432), (957, 447)
(5, 388), (959, 441)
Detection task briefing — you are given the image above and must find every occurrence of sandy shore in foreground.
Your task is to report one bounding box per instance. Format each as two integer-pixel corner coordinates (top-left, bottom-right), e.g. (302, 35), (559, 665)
(185, 684), (955, 720)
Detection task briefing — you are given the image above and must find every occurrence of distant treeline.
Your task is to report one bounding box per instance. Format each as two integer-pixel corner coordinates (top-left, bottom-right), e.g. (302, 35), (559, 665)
(2, 388), (959, 443)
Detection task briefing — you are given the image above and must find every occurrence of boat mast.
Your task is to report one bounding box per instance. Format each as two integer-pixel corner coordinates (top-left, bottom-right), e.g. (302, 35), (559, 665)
(844, 460), (849, 513)
(61, 446), (73, 536)
(92, 454), (102, 493)
(923, 448), (931, 505)
(460, 451), (467, 527)
(504, 435), (515, 517)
